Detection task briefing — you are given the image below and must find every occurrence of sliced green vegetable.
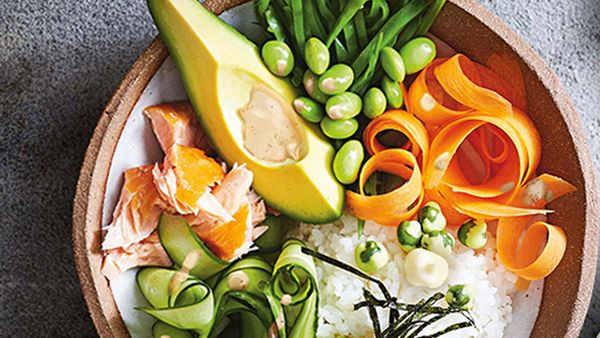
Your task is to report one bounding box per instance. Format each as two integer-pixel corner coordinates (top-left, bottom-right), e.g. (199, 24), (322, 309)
(415, 0), (447, 36)
(157, 213), (229, 280)
(289, 0), (305, 51)
(137, 268), (214, 337)
(365, 0), (390, 35)
(269, 239), (319, 338)
(351, 33), (384, 94)
(255, 214), (298, 253)
(152, 321), (193, 338)
(325, 0), (369, 47)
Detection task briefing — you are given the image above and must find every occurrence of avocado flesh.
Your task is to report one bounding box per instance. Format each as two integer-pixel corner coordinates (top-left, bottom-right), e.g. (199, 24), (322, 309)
(148, 0), (344, 223)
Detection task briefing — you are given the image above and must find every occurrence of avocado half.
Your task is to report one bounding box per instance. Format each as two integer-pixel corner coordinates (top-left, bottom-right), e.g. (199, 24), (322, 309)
(148, 0), (344, 223)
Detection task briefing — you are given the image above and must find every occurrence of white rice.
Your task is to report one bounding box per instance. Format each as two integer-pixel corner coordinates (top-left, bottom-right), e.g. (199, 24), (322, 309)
(290, 214), (517, 338)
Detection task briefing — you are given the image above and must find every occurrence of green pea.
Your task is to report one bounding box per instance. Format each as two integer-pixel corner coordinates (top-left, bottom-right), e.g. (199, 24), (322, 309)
(397, 220), (423, 253)
(418, 201), (447, 233)
(318, 64), (354, 95)
(354, 240), (389, 274)
(333, 140), (364, 184)
(363, 87), (387, 119)
(326, 92), (362, 120)
(261, 40), (294, 77)
(320, 117), (359, 139)
(293, 96), (325, 123)
(303, 70), (329, 104)
(421, 230), (455, 257)
(381, 75), (403, 108)
(380, 47), (406, 82)
(304, 37), (330, 75)
(446, 284), (474, 310)
(400, 37), (437, 75)
(458, 220), (488, 249)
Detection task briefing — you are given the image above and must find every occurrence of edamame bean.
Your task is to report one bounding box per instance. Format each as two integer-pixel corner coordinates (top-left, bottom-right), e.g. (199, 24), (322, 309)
(304, 37), (330, 75)
(380, 47), (406, 82)
(320, 117), (359, 139)
(261, 40), (295, 77)
(303, 70), (329, 103)
(326, 92), (362, 120)
(293, 96), (325, 123)
(400, 37), (437, 75)
(318, 64), (354, 95)
(333, 140), (364, 184)
(381, 75), (403, 108)
(363, 87), (387, 119)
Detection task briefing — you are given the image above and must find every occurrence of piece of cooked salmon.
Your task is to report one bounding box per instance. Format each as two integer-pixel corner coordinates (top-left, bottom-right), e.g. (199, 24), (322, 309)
(144, 101), (211, 153)
(102, 165), (164, 251)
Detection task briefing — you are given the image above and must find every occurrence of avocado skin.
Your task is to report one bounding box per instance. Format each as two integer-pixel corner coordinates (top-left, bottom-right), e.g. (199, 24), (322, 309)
(147, 0), (344, 224)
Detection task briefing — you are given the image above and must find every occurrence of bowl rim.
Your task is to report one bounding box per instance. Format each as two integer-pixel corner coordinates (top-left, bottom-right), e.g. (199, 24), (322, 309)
(72, 0), (599, 337)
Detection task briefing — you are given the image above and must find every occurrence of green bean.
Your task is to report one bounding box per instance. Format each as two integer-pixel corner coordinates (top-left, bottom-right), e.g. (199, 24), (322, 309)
(314, 0), (336, 30)
(325, 0), (369, 47)
(353, 11), (369, 48)
(380, 47), (406, 82)
(303, 70), (329, 103)
(334, 38), (352, 64)
(262, 7), (288, 42)
(394, 14), (422, 49)
(351, 0), (427, 76)
(326, 92), (362, 120)
(381, 75), (403, 108)
(351, 33), (383, 94)
(261, 40), (295, 76)
(365, 0), (390, 35)
(320, 117), (359, 139)
(400, 37), (437, 74)
(289, 0), (305, 50)
(333, 140), (365, 184)
(363, 87), (387, 119)
(305, 0), (327, 40)
(415, 0), (446, 36)
(294, 96), (325, 122)
(343, 21), (360, 57)
(318, 64), (354, 95)
(304, 37), (330, 75)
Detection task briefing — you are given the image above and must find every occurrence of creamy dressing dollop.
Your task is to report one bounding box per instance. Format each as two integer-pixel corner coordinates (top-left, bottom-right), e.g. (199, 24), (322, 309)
(239, 84), (304, 162)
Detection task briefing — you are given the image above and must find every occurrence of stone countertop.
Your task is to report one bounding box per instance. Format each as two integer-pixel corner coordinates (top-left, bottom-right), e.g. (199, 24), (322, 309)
(0, 1), (598, 337)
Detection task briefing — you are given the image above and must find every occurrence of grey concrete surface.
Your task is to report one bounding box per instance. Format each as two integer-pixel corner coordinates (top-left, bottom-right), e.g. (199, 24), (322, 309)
(0, 1), (598, 337)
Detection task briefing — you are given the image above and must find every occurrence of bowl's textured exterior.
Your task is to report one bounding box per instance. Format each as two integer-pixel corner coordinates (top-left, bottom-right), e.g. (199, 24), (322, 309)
(72, 0), (599, 337)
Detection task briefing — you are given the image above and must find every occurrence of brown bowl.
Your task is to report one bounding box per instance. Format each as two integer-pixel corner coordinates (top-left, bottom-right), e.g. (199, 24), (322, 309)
(72, 0), (600, 337)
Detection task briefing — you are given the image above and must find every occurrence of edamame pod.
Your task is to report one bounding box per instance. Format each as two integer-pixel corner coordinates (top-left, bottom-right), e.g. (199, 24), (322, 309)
(320, 117), (359, 139)
(333, 140), (364, 184)
(303, 70), (329, 103)
(318, 64), (354, 95)
(363, 87), (387, 119)
(380, 47), (406, 82)
(326, 92), (362, 120)
(304, 37), (330, 75)
(293, 96), (325, 123)
(261, 40), (295, 77)
(381, 75), (403, 108)
(400, 37), (436, 75)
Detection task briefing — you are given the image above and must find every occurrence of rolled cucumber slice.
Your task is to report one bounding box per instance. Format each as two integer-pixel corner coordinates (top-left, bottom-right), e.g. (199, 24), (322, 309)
(158, 213), (230, 280)
(152, 321), (193, 338)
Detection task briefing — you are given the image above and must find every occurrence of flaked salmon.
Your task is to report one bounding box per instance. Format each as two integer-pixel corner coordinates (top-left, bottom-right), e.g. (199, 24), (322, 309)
(101, 232), (171, 281)
(102, 165), (163, 251)
(144, 101), (211, 153)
